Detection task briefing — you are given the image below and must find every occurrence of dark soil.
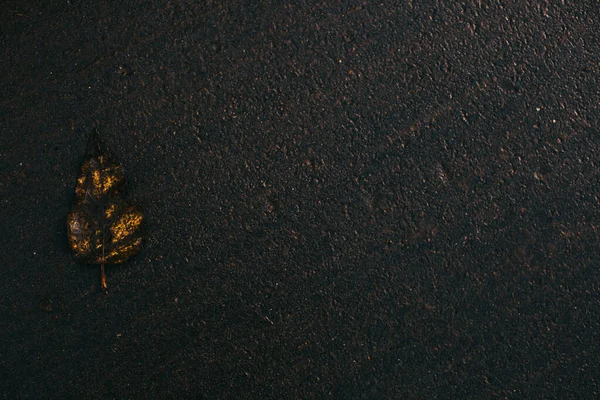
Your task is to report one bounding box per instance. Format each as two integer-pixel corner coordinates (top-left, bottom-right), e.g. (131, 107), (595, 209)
(1, 1), (599, 398)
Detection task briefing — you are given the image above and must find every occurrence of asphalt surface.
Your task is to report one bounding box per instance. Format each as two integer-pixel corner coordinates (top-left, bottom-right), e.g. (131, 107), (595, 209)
(2, 1), (600, 398)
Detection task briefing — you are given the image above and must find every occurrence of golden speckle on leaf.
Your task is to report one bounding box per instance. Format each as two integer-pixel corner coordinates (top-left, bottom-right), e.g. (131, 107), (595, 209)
(104, 203), (116, 219)
(110, 207), (143, 243)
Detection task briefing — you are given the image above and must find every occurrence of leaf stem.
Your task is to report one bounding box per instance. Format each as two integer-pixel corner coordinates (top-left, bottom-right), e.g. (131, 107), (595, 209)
(100, 262), (107, 290)
(101, 227), (107, 290)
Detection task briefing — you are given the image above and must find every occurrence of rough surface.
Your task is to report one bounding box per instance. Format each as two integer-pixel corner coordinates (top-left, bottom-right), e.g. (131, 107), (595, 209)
(1, 1), (600, 398)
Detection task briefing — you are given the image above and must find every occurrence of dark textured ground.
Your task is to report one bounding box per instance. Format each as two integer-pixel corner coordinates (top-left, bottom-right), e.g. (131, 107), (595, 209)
(2, 1), (600, 398)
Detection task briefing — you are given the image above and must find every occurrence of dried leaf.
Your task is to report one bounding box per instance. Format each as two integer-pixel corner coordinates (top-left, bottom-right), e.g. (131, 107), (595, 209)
(67, 130), (143, 289)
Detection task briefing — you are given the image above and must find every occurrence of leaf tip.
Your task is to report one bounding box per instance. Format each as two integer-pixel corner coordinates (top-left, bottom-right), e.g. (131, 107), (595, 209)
(86, 128), (102, 156)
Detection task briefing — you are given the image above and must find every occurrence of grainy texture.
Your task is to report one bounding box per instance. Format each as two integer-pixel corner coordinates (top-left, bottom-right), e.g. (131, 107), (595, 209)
(1, 1), (600, 398)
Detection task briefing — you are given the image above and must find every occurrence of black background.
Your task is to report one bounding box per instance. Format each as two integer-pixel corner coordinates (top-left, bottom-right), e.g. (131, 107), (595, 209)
(2, 1), (600, 398)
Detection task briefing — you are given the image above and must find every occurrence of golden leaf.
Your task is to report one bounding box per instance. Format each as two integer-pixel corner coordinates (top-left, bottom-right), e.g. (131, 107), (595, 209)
(67, 130), (143, 289)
